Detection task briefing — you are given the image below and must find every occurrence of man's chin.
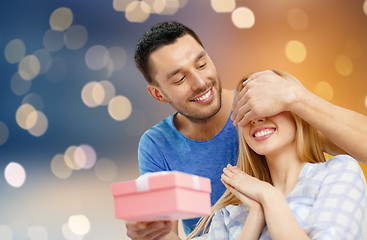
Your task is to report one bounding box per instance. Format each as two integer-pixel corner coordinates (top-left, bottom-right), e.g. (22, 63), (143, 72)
(181, 105), (221, 123)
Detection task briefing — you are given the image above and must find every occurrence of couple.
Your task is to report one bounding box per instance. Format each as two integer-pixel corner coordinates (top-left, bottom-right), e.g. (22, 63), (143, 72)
(127, 22), (367, 239)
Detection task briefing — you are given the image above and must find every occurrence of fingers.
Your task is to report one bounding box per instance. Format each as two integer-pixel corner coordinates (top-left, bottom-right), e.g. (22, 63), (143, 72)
(143, 223), (172, 240)
(221, 164), (240, 184)
(222, 174), (262, 210)
(231, 81), (255, 126)
(232, 70), (277, 125)
(126, 221), (171, 240)
(231, 84), (248, 118)
(231, 94), (252, 126)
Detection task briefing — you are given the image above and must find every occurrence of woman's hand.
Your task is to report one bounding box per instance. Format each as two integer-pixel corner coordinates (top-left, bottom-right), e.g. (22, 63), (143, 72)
(221, 164), (272, 203)
(221, 165), (266, 240)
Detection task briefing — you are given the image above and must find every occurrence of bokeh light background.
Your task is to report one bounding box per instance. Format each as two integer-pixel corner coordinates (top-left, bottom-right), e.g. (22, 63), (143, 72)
(1, 0), (367, 239)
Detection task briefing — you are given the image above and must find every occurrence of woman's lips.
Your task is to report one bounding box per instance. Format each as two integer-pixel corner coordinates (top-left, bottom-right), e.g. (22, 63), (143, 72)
(252, 127), (276, 141)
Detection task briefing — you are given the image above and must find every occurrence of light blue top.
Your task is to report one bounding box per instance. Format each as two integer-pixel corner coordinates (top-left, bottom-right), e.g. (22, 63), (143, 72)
(194, 155), (367, 240)
(138, 112), (238, 235)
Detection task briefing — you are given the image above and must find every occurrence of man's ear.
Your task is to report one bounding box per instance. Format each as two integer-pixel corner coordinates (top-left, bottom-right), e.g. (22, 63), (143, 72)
(147, 84), (168, 103)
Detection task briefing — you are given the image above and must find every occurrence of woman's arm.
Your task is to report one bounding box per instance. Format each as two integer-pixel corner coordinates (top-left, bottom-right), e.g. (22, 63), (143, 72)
(260, 187), (310, 240)
(236, 210), (265, 240)
(222, 182), (265, 240)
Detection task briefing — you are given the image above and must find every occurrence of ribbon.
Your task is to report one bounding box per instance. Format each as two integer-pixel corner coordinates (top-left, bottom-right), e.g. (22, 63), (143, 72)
(135, 171), (200, 192)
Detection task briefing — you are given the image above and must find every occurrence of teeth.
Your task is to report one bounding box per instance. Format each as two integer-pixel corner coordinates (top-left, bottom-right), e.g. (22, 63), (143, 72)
(194, 90), (211, 101)
(254, 129), (275, 138)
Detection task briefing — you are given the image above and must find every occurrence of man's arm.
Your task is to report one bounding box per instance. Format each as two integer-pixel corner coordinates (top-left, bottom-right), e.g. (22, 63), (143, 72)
(231, 70), (367, 164)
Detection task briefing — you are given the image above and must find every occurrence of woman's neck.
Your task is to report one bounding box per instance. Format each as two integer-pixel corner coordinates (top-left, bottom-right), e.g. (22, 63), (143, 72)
(266, 146), (305, 196)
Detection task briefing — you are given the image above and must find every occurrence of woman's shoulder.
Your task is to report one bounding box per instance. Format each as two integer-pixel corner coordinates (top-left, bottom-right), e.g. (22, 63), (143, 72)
(302, 155), (363, 183)
(324, 154), (361, 171)
(317, 155), (366, 186)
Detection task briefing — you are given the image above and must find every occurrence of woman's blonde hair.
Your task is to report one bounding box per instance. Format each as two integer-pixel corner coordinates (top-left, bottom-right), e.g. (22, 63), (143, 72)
(187, 69), (326, 239)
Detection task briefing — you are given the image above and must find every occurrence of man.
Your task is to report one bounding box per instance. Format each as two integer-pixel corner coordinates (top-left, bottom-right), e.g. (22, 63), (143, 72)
(130, 21), (238, 239)
(127, 21), (367, 239)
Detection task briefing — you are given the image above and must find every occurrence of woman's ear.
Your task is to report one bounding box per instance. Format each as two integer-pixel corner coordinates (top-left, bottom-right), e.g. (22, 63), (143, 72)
(147, 84), (168, 103)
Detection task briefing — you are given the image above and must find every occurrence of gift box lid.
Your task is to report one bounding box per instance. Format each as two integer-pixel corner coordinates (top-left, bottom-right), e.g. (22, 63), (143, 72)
(111, 171), (211, 197)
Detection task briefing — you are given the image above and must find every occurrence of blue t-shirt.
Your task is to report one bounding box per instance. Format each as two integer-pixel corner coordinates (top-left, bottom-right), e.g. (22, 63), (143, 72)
(138, 112), (238, 235)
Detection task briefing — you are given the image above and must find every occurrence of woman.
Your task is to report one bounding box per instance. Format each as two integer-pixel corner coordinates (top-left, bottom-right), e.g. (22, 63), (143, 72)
(188, 70), (367, 240)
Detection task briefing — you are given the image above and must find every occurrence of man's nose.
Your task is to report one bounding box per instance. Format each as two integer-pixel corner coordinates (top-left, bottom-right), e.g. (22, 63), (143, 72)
(190, 72), (206, 90)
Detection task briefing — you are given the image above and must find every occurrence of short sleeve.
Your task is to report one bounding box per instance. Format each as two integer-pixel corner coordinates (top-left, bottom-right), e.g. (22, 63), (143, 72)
(304, 155), (367, 239)
(138, 131), (167, 175)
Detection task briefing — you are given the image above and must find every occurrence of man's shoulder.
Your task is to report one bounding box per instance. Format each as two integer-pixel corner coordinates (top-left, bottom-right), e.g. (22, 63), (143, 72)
(141, 114), (175, 140)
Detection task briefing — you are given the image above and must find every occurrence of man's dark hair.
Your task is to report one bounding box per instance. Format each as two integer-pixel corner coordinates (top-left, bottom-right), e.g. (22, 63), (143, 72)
(134, 21), (203, 85)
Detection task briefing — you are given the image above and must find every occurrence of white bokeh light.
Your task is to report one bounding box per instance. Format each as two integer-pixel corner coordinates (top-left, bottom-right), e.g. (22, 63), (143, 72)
(100, 80), (116, 106)
(81, 81), (99, 108)
(108, 95), (132, 121)
(16, 103), (37, 130)
(27, 111), (48, 137)
(85, 45), (110, 70)
(125, 1), (150, 22)
(50, 7), (73, 31)
(91, 82), (105, 105)
(285, 40), (307, 63)
(51, 154), (73, 179)
(74, 144), (97, 169)
(211, 0), (235, 13)
(5, 39), (26, 64)
(231, 7), (255, 28)
(62, 223), (83, 240)
(64, 146), (82, 170)
(113, 0), (134, 11)
(152, 0), (180, 15)
(4, 162), (26, 188)
(68, 215), (91, 236)
(18, 55), (41, 81)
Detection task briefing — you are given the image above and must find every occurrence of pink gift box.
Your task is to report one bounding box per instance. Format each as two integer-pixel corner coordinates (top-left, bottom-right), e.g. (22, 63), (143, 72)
(111, 171), (211, 222)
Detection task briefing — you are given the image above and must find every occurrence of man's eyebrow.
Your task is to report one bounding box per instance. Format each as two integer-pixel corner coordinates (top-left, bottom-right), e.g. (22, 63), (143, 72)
(166, 68), (181, 80)
(165, 51), (206, 80)
(194, 51), (206, 62)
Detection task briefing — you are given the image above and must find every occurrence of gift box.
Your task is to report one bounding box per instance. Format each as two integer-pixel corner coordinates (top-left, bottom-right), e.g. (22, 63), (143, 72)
(111, 171), (211, 222)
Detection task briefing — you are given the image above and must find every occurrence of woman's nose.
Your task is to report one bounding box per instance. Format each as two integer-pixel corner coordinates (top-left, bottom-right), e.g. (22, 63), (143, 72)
(251, 118), (265, 125)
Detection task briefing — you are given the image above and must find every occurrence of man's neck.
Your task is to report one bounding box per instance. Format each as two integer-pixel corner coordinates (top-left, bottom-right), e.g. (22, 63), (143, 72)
(174, 89), (234, 141)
